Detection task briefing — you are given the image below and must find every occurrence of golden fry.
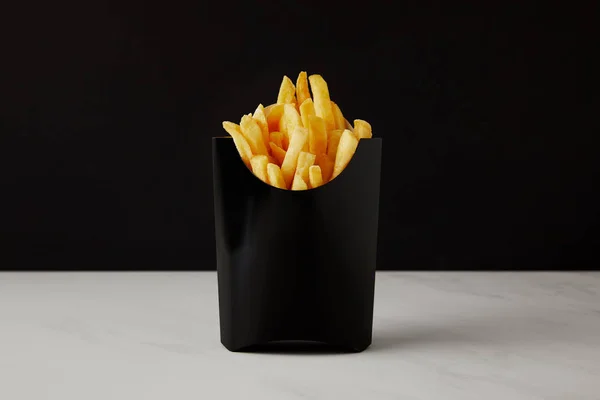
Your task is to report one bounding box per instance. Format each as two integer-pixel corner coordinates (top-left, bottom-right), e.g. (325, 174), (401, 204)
(299, 98), (315, 130)
(354, 119), (372, 139)
(266, 103), (285, 133)
(331, 101), (346, 131)
(308, 74), (335, 131)
(267, 163), (286, 189)
(270, 131), (283, 148)
(295, 151), (316, 183)
(308, 115), (327, 155)
(279, 104), (301, 150)
(315, 153), (334, 182)
(327, 129), (343, 161)
(281, 127), (308, 188)
(240, 114), (268, 155)
(277, 76), (296, 104)
(308, 165), (323, 188)
(269, 142), (286, 165)
(253, 104), (270, 147)
(332, 129), (359, 180)
(291, 174), (308, 191)
(222, 73), (374, 190)
(222, 121), (253, 167)
(250, 155), (269, 183)
(296, 71), (311, 107)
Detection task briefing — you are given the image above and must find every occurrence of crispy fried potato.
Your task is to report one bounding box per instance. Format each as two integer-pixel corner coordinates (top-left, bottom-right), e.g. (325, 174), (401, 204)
(308, 165), (323, 188)
(354, 119), (372, 139)
(269, 142), (286, 165)
(327, 129), (343, 161)
(240, 114), (268, 155)
(308, 74), (335, 131)
(332, 129), (359, 180)
(291, 174), (308, 191)
(222, 73), (374, 189)
(331, 101), (346, 131)
(308, 115), (327, 155)
(315, 153), (334, 182)
(299, 98), (315, 130)
(253, 104), (270, 147)
(222, 121), (253, 167)
(270, 131), (283, 148)
(295, 71), (311, 107)
(277, 76), (296, 104)
(279, 104), (301, 151)
(281, 127), (308, 188)
(295, 151), (316, 183)
(265, 103), (284, 132)
(250, 155), (269, 183)
(267, 163), (286, 189)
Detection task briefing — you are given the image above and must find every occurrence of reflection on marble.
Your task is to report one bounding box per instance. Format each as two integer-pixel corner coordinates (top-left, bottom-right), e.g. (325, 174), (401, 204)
(1, 271), (599, 399)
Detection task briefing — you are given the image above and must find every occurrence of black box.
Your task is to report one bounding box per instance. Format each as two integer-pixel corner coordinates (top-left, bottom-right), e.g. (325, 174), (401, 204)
(212, 137), (382, 352)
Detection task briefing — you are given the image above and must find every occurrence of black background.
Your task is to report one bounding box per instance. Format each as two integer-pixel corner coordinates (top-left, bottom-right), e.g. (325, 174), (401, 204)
(1, 2), (597, 270)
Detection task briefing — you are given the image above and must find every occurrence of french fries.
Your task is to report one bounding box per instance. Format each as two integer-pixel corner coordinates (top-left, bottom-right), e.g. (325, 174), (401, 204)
(253, 104), (270, 146)
(326, 129), (343, 161)
(240, 114), (268, 156)
(308, 74), (335, 131)
(222, 72), (374, 190)
(308, 165), (323, 188)
(269, 142), (286, 166)
(222, 121), (253, 168)
(281, 127), (308, 188)
(277, 76), (296, 105)
(332, 129), (359, 180)
(354, 119), (373, 139)
(250, 155), (269, 183)
(267, 163), (286, 189)
(308, 115), (327, 155)
(296, 72), (311, 107)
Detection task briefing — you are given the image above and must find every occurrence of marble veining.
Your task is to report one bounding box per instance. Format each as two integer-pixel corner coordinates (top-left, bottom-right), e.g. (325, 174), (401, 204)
(1, 272), (599, 399)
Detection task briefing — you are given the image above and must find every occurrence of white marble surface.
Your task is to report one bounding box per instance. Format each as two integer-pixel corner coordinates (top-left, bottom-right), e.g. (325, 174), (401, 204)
(1, 272), (599, 399)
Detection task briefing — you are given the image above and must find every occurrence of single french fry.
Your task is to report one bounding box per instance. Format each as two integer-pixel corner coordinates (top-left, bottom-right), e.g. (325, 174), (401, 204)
(315, 153), (334, 182)
(299, 98), (315, 130)
(265, 103), (285, 133)
(281, 127), (308, 188)
(267, 163), (286, 189)
(308, 74), (335, 131)
(327, 129), (343, 161)
(279, 104), (301, 151)
(250, 155), (269, 183)
(270, 131), (283, 148)
(331, 101), (346, 131)
(295, 151), (316, 183)
(269, 142), (286, 165)
(296, 71), (311, 107)
(222, 121), (253, 167)
(253, 104), (270, 147)
(264, 103), (276, 114)
(332, 129), (359, 180)
(308, 115), (328, 156)
(240, 114), (268, 155)
(277, 76), (296, 104)
(308, 165), (323, 188)
(291, 174), (308, 191)
(354, 119), (372, 139)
